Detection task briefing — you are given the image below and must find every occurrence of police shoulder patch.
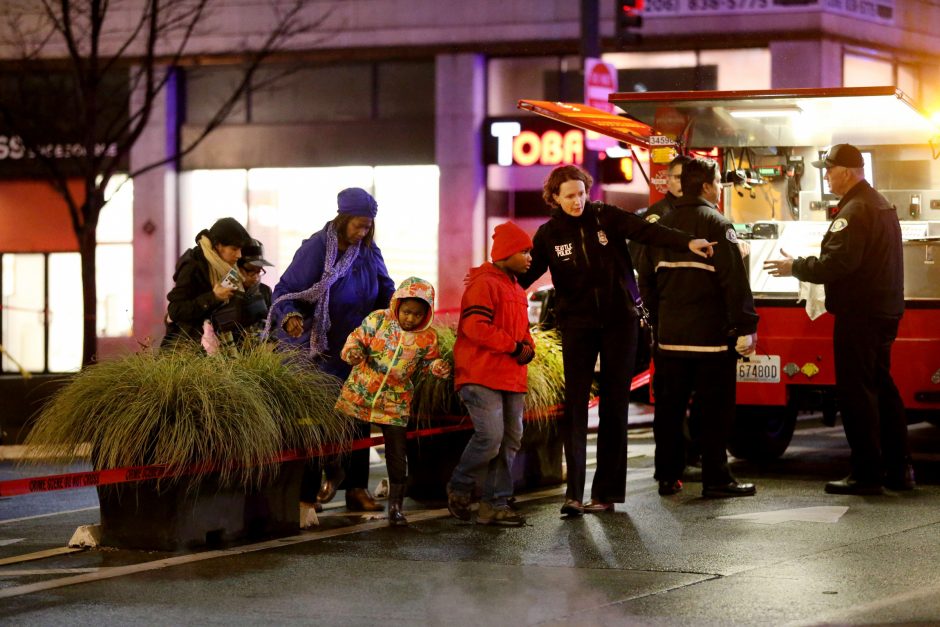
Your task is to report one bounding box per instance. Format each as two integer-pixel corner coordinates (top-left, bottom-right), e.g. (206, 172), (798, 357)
(646, 214), (660, 223)
(726, 227), (738, 243)
(829, 217), (848, 233)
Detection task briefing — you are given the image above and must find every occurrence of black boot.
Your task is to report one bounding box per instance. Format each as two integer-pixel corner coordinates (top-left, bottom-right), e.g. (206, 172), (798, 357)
(388, 483), (408, 527)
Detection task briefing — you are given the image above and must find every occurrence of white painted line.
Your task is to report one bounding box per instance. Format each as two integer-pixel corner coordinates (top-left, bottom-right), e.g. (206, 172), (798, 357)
(0, 460), (650, 597)
(718, 506), (849, 525)
(0, 538), (25, 547)
(0, 568), (100, 576)
(0, 506), (98, 526)
(0, 546), (84, 567)
(0, 485), (583, 600)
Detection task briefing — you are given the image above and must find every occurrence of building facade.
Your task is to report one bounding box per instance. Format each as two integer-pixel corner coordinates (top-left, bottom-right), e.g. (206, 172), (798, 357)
(1, 0), (939, 370)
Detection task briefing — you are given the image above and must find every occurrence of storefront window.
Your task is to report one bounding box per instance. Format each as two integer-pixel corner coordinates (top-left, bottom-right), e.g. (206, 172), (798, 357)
(180, 165), (440, 297)
(1, 254), (45, 373)
(48, 253), (82, 372)
(897, 64), (918, 101)
(698, 49), (771, 91)
(843, 53), (893, 87)
(98, 175), (134, 338)
(178, 170), (249, 253)
(374, 165), (439, 288)
(0, 175), (133, 373)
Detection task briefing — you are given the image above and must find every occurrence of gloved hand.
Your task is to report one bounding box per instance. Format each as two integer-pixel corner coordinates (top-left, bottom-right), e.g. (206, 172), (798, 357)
(735, 333), (757, 356)
(511, 341), (536, 365)
(346, 347), (366, 365)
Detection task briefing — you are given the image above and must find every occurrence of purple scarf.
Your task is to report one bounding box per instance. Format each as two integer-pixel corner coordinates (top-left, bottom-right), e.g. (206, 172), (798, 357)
(262, 226), (361, 356)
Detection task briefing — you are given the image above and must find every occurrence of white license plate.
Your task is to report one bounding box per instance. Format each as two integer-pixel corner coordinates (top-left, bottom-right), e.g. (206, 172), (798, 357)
(736, 354), (781, 383)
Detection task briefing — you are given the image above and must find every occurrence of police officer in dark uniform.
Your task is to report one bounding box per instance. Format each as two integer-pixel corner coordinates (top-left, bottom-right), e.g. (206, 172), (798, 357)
(764, 143), (911, 495)
(637, 157), (759, 498)
(518, 164), (716, 516)
(631, 154), (703, 479)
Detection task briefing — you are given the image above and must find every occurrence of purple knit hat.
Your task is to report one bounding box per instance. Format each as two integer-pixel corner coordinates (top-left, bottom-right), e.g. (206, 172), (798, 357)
(336, 187), (378, 218)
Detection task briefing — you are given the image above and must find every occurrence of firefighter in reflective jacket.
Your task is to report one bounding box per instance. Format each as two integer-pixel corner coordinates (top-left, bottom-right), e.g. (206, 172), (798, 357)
(764, 143), (911, 495)
(637, 157), (759, 498)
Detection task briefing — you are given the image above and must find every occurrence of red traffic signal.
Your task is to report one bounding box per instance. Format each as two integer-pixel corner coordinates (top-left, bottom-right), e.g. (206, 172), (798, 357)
(616, 0), (644, 46)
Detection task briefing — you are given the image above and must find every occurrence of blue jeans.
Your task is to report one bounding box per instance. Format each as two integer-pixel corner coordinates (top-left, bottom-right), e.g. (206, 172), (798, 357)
(448, 385), (524, 507)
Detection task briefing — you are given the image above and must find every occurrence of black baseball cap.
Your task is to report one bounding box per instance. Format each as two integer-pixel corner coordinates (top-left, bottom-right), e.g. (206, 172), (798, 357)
(811, 144), (864, 169)
(239, 239), (273, 268)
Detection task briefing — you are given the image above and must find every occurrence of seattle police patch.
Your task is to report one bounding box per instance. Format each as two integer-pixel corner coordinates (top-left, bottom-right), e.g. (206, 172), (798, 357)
(829, 218), (848, 232)
(646, 214), (660, 223)
(726, 227), (738, 243)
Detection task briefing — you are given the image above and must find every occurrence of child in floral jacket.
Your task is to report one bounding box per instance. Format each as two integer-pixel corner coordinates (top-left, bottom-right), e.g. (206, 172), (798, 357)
(335, 276), (450, 526)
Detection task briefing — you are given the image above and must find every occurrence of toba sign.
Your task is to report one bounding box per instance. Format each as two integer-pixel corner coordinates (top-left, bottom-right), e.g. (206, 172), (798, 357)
(584, 58), (619, 151)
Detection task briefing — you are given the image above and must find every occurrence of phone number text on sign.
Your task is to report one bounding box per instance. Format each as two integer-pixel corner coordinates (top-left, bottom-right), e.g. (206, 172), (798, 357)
(644, 0), (770, 13)
(736, 354), (780, 383)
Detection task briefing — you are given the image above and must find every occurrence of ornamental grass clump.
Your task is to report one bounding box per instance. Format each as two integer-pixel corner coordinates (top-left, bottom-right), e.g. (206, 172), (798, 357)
(411, 322), (566, 423)
(24, 342), (354, 490)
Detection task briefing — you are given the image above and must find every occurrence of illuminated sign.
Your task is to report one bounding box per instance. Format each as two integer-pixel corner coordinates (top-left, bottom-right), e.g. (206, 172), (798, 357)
(489, 120), (583, 166)
(485, 117), (634, 184)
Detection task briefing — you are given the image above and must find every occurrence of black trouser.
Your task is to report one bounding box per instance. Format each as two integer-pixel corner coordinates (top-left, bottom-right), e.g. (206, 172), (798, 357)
(380, 424), (408, 485)
(833, 314), (909, 483)
(299, 420), (373, 502)
(653, 349), (736, 487)
(560, 319), (638, 503)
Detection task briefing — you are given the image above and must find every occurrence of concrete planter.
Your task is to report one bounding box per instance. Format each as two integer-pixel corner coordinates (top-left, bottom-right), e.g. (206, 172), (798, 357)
(97, 460), (305, 552)
(405, 419), (564, 500)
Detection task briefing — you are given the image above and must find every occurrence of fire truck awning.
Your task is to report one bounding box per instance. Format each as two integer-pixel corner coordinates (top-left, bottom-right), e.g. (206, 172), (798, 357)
(521, 87), (937, 150)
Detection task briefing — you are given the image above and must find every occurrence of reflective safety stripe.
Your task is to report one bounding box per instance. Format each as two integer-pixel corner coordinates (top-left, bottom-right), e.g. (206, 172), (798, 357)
(655, 261), (716, 272)
(658, 343), (728, 352)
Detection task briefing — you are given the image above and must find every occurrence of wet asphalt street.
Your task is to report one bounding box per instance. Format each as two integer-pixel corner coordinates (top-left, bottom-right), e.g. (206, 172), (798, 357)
(2, 412), (940, 626)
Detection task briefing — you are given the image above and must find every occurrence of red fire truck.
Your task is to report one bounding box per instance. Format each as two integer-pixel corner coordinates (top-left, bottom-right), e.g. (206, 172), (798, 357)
(520, 87), (940, 461)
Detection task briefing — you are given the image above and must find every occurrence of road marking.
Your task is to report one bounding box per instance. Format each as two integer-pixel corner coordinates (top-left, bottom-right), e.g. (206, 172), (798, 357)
(0, 485), (576, 600)
(0, 506), (98, 526)
(0, 538), (24, 547)
(0, 456), (646, 596)
(0, 568), (100, 576)
(0, 546), (84, 567)
(718, 506), (848, 525)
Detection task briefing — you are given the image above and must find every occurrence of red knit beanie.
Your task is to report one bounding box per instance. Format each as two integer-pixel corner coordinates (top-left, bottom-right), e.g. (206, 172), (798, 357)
(491, 221), (533, 262)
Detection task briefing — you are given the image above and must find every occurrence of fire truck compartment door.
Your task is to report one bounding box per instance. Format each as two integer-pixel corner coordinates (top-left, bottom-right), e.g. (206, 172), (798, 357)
(517, 100), (655, 150)
(603, 86), (936, 149)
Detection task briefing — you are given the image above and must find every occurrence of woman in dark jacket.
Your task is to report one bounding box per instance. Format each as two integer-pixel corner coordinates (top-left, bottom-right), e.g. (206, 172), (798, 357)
(518, 165), (714, 517)
(162, 217), (252, 348)
(266, 187), (396, 513)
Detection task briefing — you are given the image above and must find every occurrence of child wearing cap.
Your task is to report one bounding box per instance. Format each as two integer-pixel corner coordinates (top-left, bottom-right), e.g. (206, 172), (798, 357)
(334, 276), (451, 527)
(446, 221), (535, 527)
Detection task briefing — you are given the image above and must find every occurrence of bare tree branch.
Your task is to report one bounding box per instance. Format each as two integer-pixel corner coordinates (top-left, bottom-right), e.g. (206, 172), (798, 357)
(0, 0), (333, 366)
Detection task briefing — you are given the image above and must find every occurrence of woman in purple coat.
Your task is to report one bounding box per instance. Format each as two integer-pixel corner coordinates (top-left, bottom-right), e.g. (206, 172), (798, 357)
(267, 187), (395, 512)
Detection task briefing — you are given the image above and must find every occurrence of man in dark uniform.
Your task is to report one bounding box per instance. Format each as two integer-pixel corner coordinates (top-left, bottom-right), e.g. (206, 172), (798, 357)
(638, 157), (759, 498)
(631, 154), (703, 480)
(764, 144), (912, 495)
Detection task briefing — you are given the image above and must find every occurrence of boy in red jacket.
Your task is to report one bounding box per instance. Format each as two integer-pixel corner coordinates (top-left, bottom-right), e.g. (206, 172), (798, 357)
(447, 221), (535, 526)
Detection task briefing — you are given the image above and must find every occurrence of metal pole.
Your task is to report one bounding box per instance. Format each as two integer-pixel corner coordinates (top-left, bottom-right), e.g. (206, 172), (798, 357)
(580, 0), (600, 196)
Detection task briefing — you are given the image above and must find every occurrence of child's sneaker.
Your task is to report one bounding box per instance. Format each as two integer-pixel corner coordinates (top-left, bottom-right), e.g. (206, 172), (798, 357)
(447, 486), (472, 521)
(476, 501), (525, 527)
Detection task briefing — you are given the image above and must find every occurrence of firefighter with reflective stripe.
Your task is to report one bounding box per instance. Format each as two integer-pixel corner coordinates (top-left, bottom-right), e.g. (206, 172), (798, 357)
(637, 157), (759, 498)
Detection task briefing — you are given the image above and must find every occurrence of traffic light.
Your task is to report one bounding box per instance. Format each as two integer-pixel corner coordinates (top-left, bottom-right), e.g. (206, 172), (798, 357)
(616, 0), (644, 47)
